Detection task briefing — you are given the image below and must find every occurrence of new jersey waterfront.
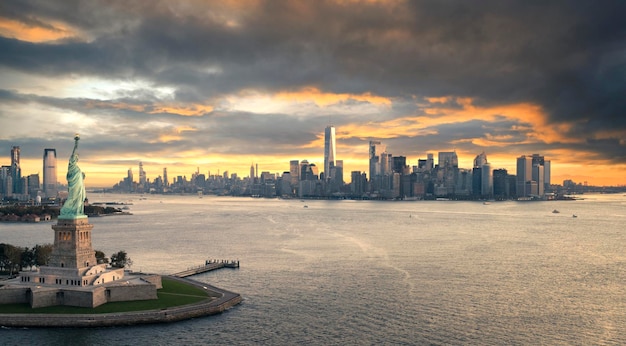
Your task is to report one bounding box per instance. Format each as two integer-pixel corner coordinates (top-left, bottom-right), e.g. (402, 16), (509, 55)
(2, 194), (625, 344)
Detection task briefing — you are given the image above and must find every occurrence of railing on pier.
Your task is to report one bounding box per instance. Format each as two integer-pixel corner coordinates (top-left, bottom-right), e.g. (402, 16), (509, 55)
(172, 259), (240, 278)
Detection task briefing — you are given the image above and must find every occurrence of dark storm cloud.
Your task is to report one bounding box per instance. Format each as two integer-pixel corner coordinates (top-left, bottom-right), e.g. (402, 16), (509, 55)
(1, 0), (625, 166)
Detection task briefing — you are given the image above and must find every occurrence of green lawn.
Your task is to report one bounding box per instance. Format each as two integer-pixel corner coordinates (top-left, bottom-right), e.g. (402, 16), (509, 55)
(0, 277), (214, 314)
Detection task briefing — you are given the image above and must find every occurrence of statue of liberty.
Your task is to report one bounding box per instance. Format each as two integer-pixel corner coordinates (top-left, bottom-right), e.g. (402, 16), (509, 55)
(59, 134), (87, 219)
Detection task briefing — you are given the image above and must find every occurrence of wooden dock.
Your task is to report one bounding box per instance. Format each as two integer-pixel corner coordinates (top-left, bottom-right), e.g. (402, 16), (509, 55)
(172, 259), (240, 278)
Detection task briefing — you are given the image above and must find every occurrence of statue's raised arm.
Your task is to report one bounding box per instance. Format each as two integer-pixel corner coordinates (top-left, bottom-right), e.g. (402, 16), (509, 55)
(59, 134), (87, 219)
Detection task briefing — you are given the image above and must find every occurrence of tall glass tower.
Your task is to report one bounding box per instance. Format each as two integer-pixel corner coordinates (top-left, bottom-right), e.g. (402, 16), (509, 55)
(369, 140), (384, 180)
(11, 146), (21, 194)
(43, 148), (58, 198)
(324, 125), (336, 180)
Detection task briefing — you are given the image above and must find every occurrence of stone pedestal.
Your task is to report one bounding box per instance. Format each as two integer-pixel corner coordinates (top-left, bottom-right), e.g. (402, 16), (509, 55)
(49, 218), (97, 269)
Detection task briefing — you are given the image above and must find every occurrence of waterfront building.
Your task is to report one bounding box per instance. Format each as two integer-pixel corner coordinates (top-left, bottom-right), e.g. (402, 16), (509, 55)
(492, 169), (509, 199)
(43, 148), (57, 198)
(163, 167), (169, 187)
(324, 125), (336, 181)
(517, 154), (549, 198)
(350, 171), (367, 196)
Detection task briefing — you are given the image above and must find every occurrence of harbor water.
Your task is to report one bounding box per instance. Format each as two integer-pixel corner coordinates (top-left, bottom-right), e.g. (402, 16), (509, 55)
(1, 194), (625, 345)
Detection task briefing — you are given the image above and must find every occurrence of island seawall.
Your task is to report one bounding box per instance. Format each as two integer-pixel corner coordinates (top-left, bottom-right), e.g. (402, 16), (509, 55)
(0, 276), (242, 328)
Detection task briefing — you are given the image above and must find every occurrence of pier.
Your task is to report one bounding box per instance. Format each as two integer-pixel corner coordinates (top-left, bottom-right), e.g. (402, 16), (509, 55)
(172, 259), (240, 278)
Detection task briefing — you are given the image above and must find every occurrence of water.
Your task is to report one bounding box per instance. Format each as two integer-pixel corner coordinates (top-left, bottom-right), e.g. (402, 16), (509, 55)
(1, 194), (625, 345)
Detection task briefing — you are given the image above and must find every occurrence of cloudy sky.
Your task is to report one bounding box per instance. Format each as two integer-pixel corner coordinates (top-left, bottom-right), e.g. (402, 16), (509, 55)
(1, 0), (624, 187)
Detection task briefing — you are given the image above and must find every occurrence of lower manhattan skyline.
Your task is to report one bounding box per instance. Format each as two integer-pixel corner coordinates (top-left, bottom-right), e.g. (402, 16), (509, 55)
(1, 1), (625, 187)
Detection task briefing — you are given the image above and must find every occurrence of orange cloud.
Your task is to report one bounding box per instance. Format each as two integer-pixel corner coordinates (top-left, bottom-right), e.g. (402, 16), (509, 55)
(0, 18), (80, 42)
(85, 100), (146, 112)
(153, 126), (198, 143)
(418, 96), (581, 146)
(275, 87), (392, 107)
(152, 104), (213, 116)
(84, 100), (213, 117)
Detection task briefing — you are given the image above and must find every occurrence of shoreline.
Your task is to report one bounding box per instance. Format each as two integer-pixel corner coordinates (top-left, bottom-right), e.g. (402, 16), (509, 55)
(0, 275), (242, 328)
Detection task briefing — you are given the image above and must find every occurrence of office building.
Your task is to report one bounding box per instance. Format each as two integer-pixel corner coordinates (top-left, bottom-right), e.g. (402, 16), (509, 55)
(492, 169), (509, 199)
(516, 155), (533, 197)
(290, 160), (300, 185)
(11, 146), (21, 194)
(43, 148), (57, 198)
(369, 140), (384, 181)
(324, 125), (336, 181)
(139, 162), (147, 186)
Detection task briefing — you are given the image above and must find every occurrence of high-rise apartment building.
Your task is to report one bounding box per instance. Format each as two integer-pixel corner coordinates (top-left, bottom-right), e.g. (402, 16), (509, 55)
(43, 148), (57, 198)
(324, 125), (336, 181)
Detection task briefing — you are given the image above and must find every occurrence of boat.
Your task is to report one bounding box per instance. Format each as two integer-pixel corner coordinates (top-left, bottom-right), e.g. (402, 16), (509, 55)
(572, 214), (577, 218)
(552, 209), (560, 214)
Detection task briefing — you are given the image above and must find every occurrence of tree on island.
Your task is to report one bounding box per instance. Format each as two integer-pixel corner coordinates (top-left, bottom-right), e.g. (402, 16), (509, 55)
(33, 244), (53, 266)
(95, 250), (109, 265)
(0, 243), (21, 275)
(0, 243), (53, 274)
(110, 250), (133, 269)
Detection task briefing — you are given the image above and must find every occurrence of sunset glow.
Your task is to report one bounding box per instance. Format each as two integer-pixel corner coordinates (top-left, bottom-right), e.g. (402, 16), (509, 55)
(1, 1), (624, 188)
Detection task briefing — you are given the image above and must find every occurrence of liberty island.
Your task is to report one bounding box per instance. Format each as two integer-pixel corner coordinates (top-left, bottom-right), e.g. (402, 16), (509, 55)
(0, 136), (241, 327)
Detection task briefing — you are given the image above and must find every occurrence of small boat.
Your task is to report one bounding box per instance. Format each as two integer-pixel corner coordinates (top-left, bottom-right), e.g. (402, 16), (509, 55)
(303, 205), (308, 208)
(572, 214), (577, 218)
(552, 209), (560, 214)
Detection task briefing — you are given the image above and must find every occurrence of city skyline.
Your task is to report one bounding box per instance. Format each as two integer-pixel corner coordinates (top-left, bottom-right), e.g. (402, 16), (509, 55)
(1, 1), (625, 187)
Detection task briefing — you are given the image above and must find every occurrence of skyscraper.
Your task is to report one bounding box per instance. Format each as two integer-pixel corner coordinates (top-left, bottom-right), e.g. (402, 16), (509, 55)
(369, 140), (384, 180)
(43, 148), (57, 198)
(473, 152), (487, 168)
(139, 162), (146, 185)
(11, 146), (21, 194)
(516, 155), (533, 197)
(289, 160), (299, 185)
(324, 125), (336, 181)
